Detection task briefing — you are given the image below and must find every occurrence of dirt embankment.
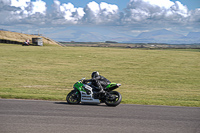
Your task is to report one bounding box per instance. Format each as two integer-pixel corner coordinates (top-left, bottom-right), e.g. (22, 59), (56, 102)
(0, 30), (59, 45)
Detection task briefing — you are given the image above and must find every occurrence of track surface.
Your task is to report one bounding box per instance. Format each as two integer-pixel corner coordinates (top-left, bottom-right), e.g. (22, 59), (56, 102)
(0, 99), (200, 133)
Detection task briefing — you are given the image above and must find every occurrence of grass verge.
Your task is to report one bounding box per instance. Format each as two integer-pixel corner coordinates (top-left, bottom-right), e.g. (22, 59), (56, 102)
(0, 44), (200, 107)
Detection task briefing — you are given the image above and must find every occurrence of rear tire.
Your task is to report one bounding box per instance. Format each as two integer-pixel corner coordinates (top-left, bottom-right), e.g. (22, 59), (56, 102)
(105, 91), (122, 107)
(66, 90), (81, 104)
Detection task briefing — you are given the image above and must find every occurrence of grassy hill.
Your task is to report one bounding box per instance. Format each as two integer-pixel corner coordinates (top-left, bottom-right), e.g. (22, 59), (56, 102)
(0, 44), (199, 107)
(0, 30), (60, 46)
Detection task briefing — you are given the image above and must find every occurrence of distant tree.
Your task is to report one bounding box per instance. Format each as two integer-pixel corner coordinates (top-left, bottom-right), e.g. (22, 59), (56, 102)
(105, 41), (118, 43)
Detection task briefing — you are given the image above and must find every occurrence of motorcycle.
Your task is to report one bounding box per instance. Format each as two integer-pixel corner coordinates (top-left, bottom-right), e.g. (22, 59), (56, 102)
(66, 78), (122, 107)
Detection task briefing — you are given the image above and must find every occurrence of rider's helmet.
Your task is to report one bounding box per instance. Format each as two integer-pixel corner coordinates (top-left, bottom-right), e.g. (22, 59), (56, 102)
(91, 71), (99, 78)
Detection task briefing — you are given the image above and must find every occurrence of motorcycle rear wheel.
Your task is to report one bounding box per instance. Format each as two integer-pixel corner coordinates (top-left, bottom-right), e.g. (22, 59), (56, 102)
(105, 91), (122, 107)
(66, 90), (81, 104)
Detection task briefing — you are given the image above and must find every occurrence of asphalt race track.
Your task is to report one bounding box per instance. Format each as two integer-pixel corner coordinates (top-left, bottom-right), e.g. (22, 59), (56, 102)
(0, 99), (200, 133)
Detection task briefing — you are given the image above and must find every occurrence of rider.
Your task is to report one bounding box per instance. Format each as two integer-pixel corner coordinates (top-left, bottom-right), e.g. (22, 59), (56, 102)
(84, 71), (111, 94)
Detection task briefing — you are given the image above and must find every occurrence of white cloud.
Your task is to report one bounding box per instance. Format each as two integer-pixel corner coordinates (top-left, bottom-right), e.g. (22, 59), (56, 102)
(10, 0), (30, 10)
(31, 0), (46, 15)
(99, 2), (119, 20)
(60, 3), (84, 22)
(0, 0), (47, 25)
(169, 1), (188, 17)
(141, 0), (174, 8)
(123, 0), (190, 25)
(0, 0), (199, 36)
(48, 1), (119, 25)
(85, 1), (100, 17)
(51, 0), (84, 24)
(0, 0), (46, 19)
(10, 0), (46, 15)
(82, 1), (119, 24)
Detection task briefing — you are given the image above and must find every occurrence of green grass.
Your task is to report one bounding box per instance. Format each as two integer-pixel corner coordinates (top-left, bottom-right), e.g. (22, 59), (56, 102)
(0, 44), (200, 107)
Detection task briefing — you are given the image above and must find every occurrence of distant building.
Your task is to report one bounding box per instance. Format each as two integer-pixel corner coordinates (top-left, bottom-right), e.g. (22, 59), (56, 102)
(32, 38), (43, 46)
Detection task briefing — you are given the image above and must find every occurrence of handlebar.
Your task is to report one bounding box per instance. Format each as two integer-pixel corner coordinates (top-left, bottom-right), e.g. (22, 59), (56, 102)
(79, 77), (86, 82)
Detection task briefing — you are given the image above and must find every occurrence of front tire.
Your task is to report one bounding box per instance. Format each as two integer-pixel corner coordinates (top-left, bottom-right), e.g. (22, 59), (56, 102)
(66, 90), (81, 104)
(105, 91), (122, 107)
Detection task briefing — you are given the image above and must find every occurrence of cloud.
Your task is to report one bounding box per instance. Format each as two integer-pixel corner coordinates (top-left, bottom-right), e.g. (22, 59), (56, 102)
(123, 0), (190, 25)
(189, 8), (200, 22)
(51, 0), (85, 24)
(0, 0), (46, 25)
(31, 0), (46, 15)
(49, 0), (119, 25)
(0, 0), (199, 35)
(82, 1), (119, 24)
(9, 0), (46, 15)
(0, 0), (11, 7)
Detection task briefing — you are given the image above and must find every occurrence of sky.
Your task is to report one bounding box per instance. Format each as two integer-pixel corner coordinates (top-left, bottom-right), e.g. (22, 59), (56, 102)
(44, 0), (200, 10)
(0, 0), (200, 42)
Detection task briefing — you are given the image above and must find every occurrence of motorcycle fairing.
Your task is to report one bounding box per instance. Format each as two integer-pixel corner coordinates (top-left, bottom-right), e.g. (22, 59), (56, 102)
(106, 83), (120, 91)
(74, 82), (100, 104)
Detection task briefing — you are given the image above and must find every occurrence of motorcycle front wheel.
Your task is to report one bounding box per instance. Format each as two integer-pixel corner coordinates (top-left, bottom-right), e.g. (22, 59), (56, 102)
(105, 91), (122, 107)
(66, 90), (81, 104)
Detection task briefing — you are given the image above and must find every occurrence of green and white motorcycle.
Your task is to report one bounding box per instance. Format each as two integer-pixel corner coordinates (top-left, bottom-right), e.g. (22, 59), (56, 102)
(66, 78), (122, 107)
